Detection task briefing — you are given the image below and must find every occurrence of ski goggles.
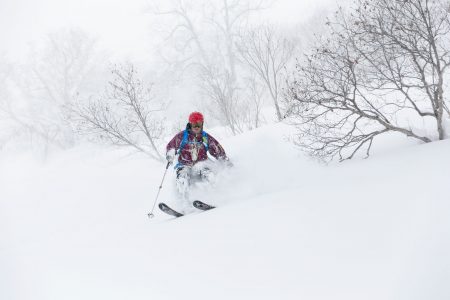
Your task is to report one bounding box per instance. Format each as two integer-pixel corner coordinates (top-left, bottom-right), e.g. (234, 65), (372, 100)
(191, 122), (203, 129)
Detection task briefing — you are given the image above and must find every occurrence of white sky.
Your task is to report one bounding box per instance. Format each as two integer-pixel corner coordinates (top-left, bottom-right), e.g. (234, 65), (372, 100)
(0, 0), (337, 61)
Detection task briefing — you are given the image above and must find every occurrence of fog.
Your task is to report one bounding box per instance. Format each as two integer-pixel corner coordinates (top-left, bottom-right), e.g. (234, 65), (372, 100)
(0, 0), (333, 61)
(0, 0), (338, 157)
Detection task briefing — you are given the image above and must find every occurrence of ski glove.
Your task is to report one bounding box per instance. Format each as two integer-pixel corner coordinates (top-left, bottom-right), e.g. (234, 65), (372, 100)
(166, 149), (176, 164)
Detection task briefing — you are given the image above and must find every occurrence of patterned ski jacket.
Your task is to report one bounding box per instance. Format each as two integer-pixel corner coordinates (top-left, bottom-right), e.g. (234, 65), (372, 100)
(166, 129), (228, 166)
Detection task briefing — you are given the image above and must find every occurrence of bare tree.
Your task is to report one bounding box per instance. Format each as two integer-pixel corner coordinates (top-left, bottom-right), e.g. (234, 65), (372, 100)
(198, 64), (244, 134)
(350, 0), (450, 140)
(285, 0), (450, 161)
(5, 28), (105, 152)
(237, 24), (295, 121)
(242, 74), (265, 129)
(74, 64), (165, 161)
(1, 57), (58, 152)
(151, 0), (268, 134)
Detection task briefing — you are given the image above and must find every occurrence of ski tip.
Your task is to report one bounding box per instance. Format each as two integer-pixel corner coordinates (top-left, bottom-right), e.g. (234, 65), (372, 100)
(193, 200), (215, 210)
(159, 202), (184, 218)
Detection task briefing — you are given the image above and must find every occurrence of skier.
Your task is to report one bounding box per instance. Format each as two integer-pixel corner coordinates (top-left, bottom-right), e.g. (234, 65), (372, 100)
(165, 112), (232, 202)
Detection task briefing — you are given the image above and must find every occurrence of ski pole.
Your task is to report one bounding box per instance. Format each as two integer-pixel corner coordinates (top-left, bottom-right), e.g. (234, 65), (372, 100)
(147, 161), (171, 219)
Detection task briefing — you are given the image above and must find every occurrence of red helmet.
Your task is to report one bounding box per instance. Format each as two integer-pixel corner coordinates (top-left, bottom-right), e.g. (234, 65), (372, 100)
(189, 111), (204, 124)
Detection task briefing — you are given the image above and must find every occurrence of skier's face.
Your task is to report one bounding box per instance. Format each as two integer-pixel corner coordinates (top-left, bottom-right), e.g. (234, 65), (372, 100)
(191, 122), (203, 134)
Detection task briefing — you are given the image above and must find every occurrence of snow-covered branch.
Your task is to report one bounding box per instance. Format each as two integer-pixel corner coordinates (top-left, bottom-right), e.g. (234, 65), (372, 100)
(285, 0), (450, 161)
(73, 64), (165, 161)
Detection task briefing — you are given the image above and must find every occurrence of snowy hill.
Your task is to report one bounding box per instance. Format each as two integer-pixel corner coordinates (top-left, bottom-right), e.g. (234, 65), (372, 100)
(1, 124), (450, 300)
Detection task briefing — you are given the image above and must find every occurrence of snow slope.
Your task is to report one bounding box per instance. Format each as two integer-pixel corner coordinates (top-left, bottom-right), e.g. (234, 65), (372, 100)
(1, 124), (450, 300)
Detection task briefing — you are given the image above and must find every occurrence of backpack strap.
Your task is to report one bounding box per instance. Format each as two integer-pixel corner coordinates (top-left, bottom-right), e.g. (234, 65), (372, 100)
(202, 131), (209, 152)
(177, 129), (189, 155)
(177, 129), (209, 154)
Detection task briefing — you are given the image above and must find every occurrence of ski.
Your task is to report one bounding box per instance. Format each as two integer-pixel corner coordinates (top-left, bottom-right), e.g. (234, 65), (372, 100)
(158, 203), (184, 218)
(193, 200), (215, 211)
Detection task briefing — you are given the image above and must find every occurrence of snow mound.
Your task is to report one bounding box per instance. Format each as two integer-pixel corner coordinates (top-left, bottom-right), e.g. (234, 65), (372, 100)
(1, 124), (449, 300)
